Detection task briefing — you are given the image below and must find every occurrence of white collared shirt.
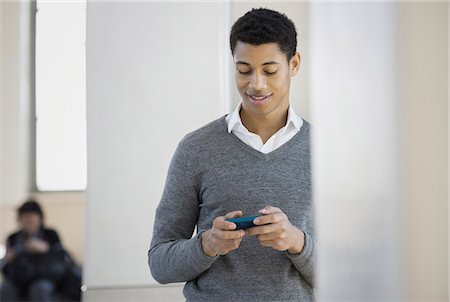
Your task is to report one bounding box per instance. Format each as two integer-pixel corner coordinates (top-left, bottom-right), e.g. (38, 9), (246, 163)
(225, 102), (303, 154)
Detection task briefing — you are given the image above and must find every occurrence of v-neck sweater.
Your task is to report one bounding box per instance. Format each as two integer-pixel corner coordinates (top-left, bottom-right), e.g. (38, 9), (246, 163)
(148, 115), (315, 302)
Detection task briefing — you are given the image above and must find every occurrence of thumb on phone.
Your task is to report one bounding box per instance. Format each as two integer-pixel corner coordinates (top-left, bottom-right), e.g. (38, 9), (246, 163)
(224, 210), (243, 219)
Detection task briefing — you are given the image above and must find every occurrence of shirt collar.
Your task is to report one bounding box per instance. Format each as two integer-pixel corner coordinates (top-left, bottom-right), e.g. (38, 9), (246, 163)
(227, 102), (243, 133)
(227, 102), (302, 133)
(286, 104), (302, 132)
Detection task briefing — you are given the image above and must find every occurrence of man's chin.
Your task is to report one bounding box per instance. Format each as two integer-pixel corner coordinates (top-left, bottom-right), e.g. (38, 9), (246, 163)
(241, 102), (273, 116)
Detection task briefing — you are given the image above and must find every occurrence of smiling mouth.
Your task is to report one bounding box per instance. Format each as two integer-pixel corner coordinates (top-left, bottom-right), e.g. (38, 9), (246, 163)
(246, 93), (272, 104)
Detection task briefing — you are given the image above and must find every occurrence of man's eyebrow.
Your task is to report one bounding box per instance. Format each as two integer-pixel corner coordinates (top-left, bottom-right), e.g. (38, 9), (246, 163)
(235, 61), (280, 66)
(262, 61), (280, 65)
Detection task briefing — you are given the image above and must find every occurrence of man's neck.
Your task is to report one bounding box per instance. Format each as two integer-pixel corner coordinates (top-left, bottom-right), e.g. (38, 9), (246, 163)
(240, 103), (289, 144)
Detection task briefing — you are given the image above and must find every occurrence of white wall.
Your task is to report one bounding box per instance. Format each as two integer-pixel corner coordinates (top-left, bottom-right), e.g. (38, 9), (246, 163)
(85, 2), (227, 289)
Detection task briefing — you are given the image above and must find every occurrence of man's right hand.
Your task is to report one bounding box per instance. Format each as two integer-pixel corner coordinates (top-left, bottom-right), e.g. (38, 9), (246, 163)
(201, 210), (246, 257)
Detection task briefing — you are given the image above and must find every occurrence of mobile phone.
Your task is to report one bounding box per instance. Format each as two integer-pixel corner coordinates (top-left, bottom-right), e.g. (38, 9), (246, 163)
(225, 215), (260, 230)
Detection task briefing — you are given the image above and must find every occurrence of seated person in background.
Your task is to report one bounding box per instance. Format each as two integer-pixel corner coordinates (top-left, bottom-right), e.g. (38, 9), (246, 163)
(0, 199), (80, 302)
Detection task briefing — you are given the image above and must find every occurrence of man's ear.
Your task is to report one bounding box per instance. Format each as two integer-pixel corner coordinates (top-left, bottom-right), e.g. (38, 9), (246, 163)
(289, 52), (301, 77)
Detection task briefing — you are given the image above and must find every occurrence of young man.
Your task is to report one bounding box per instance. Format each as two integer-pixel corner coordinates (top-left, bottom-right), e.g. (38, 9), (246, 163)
(0, 200), (63, 302)
(148, 8), (314, 301)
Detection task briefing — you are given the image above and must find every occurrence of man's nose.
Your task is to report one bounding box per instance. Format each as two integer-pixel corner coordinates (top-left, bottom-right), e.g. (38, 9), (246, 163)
(249, 72), (266, 91)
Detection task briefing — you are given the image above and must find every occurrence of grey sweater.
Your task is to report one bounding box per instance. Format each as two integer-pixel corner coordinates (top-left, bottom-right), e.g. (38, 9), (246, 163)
(148, 115), (315, 301)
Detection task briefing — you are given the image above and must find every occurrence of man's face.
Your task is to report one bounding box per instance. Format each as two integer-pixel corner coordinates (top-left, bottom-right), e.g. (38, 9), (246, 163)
(233, 42), (300, 117)
(20, 212), (42, 235)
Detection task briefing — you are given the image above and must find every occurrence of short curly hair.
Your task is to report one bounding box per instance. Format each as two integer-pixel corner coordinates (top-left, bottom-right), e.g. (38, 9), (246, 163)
(229, 8), (297, 60)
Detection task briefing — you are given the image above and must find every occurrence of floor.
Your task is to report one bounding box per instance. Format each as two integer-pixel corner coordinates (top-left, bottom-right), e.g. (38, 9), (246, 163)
(82, 283), (185, 302)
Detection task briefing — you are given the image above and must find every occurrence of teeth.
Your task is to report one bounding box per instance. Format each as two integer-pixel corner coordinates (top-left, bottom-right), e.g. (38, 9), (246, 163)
(252, 96), (266, 100)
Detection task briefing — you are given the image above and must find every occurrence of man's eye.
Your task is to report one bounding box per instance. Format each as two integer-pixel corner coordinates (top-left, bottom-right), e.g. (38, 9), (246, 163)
(238, 70), (251, 75)
(265, 70), (277, 75)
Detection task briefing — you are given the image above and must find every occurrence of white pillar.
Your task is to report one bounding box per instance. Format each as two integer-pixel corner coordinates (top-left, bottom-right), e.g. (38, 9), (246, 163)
(310, 3), (402, 300)
(311, 2), (448, 300)
(398, 3), (448, 300)
(0, 1), (35, 205)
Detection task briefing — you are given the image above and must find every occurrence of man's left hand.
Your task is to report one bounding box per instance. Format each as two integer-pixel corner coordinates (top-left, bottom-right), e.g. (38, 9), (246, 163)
(245, 206), (305, 254)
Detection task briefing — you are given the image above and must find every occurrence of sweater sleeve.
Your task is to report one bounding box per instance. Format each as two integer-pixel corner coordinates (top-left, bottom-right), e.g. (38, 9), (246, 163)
(285, 230), (316, 288)
(148, 138), (219, 284)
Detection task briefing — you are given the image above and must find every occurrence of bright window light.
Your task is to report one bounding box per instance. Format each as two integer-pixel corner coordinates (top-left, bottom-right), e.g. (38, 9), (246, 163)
(35, 0), (87, 191)
(0, 244), (5, 260)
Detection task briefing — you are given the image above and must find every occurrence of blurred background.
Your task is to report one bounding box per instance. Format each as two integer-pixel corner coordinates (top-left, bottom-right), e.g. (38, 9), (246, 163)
(0, 1), (447, 301)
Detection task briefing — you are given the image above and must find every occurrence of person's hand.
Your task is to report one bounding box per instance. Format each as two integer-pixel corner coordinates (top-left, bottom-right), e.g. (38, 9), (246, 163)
(25, 238), (50, 254)
(246, 206), (305, 254)
(201, 210), (246, 257)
